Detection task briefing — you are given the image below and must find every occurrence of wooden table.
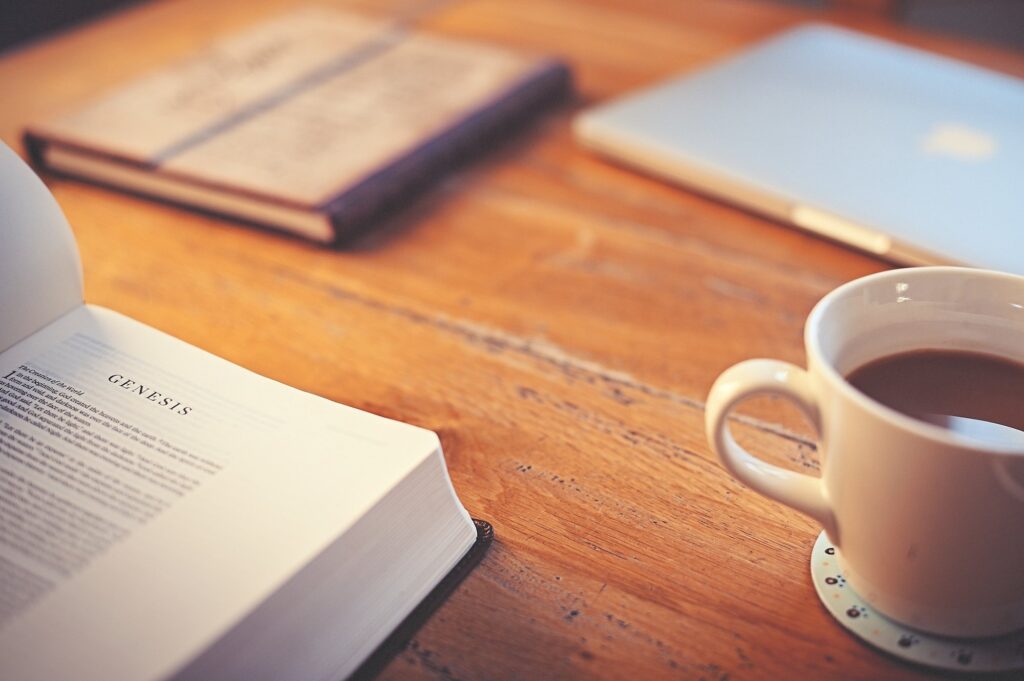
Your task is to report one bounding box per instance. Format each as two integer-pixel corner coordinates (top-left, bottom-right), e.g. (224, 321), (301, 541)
(3, 1), (1023, 679)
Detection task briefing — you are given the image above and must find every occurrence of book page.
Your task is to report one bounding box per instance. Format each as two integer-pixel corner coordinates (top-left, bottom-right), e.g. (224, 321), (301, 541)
(0, 305), (438, 681)
(0, 143), (82, 352)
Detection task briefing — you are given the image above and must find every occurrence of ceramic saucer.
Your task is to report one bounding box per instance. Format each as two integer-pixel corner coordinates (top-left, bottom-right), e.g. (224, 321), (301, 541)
(811, 531), (1024, 672)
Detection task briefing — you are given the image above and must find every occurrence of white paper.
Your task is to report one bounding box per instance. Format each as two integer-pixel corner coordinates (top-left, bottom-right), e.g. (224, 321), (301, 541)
(0, 143), (82, 352)
(0, 305), (437, 681)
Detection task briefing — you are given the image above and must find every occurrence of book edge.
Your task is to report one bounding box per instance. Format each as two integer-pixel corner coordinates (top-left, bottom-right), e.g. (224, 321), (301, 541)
(23, 57), (571, 244)
(324, 59), (572, 243)
(23, 134), (336, 243)
(347, 518), (494, 681)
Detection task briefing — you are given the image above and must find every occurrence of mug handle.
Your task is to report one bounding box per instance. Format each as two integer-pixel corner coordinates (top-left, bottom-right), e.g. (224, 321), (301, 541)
(706, 359), (837, 538)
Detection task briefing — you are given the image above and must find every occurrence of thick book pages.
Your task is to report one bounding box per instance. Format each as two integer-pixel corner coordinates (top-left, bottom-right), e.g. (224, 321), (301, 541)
(0, 143), (484, 680)
(317, 519), (492, 681)
(24, 7), (571, 242)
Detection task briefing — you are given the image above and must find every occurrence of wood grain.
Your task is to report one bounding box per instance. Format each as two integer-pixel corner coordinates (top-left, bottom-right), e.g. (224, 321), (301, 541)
(2, 1), (1022, 679)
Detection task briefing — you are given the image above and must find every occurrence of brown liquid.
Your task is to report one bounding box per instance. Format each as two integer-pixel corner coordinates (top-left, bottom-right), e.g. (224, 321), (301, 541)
(846, 350), (1024, 445)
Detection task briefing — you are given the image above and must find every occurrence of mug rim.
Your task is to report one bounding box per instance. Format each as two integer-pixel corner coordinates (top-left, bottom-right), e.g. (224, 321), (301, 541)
(805, 266), (1024, 455)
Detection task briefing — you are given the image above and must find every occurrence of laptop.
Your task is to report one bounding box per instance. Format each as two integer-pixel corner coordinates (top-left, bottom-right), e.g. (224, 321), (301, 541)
(574, 25), (1024, 274)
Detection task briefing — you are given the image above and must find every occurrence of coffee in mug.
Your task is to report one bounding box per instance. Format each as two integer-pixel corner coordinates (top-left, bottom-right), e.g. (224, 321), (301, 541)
(845, 349), (1024, 443)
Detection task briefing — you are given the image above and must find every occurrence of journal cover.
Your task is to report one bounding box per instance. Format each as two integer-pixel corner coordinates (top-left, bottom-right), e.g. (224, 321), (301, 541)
(24, 8), (571, 243)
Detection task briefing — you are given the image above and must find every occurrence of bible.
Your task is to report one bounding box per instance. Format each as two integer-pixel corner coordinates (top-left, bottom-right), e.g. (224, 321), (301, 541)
(0, 142), (490, 681)
(23, 7), (570, 243)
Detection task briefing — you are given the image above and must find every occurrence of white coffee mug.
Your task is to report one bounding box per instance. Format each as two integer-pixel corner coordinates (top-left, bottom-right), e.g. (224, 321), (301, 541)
(705, 267), (1024, 638)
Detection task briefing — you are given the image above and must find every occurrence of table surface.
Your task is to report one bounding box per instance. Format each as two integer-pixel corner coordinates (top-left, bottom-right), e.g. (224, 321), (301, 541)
(3, 1), (1024, 679)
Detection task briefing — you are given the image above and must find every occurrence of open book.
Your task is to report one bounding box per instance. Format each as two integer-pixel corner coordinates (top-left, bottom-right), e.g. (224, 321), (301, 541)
(25, 7), (570, 243)
(0, 142), (486, 681)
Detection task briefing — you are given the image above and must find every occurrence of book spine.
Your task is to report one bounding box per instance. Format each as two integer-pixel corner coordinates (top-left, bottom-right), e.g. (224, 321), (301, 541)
(22, 131), (47, 167)
(321, 61), (573, 243)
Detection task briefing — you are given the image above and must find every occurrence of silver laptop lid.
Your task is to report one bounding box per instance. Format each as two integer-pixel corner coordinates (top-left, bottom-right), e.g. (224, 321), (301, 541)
(575, 25), (1024, 274)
